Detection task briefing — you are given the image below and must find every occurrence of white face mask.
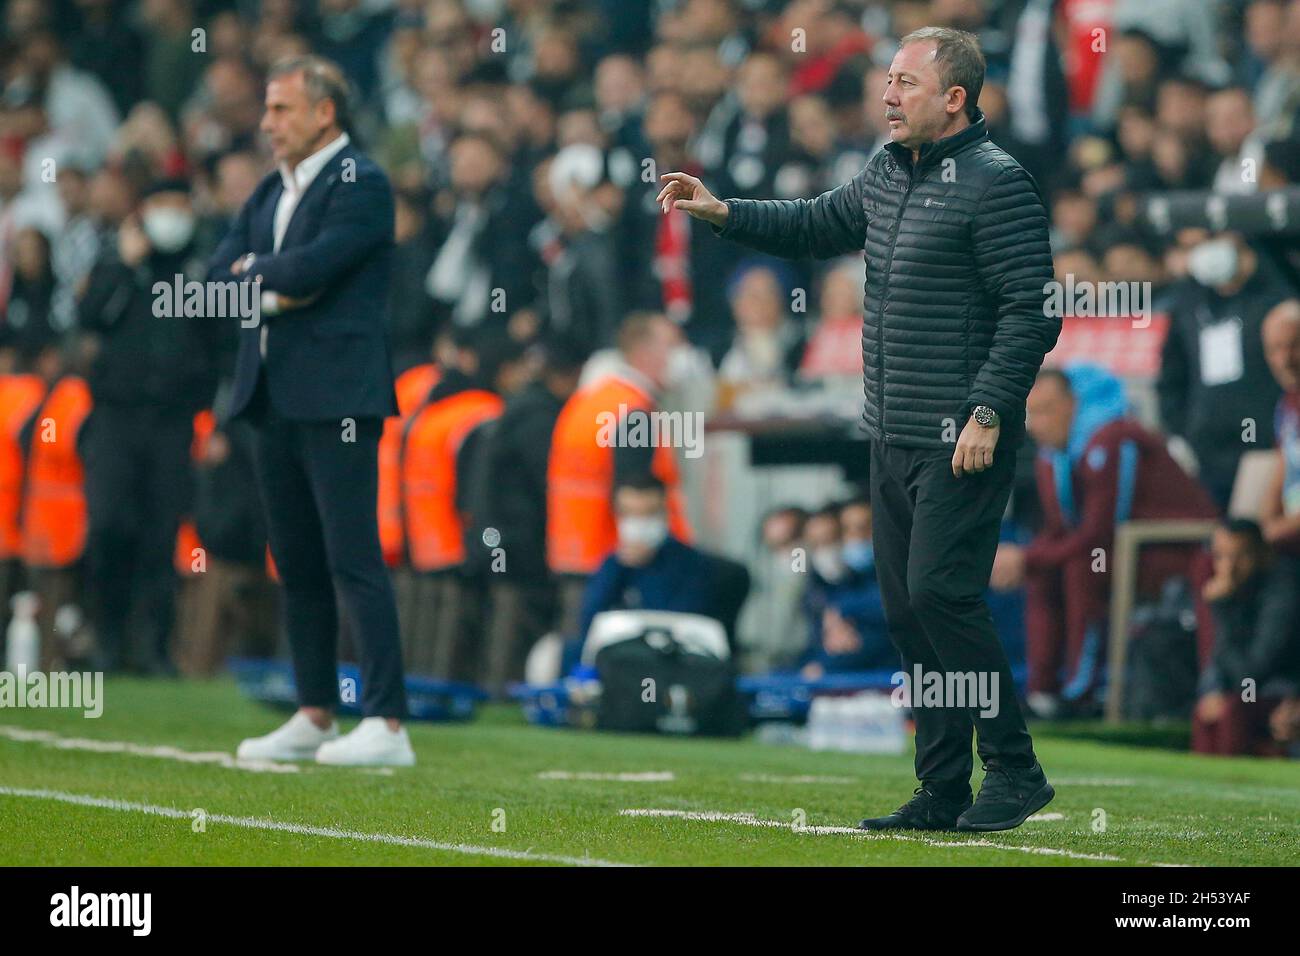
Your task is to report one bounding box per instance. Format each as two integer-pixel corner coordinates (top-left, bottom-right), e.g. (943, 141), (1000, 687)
(811, 546), (846, 583)
(1187, 239), (1238, 288)
(618, 515), (668, 551)
(142, 207), (195, 254)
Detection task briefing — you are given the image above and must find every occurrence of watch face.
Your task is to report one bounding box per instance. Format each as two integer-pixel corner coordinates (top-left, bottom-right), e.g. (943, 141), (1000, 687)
(974, 406), (993, 425)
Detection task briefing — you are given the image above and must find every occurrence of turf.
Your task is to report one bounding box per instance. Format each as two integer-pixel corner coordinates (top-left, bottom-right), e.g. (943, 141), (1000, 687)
(1, 678), (1297, 866)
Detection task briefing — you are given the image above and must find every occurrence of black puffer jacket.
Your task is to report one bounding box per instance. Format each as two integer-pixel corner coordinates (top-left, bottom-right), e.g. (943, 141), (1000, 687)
(716, 110), (1058, 449)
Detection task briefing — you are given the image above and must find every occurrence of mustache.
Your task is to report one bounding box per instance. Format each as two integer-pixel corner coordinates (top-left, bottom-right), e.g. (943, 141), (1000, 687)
(885, 109), (906, 121)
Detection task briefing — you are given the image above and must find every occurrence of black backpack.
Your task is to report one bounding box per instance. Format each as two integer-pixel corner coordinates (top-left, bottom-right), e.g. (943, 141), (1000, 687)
(1123, 577), (1200, 720)
(594, 625), (746, 736)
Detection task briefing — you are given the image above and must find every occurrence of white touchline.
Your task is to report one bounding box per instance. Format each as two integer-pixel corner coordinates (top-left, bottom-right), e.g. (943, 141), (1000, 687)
(618, 809), (1188, 866)
(738, 774), (858, 785)
(0, 725), (299, 773)
(0, 787), (635, 867)
(538, 771), (676, 781)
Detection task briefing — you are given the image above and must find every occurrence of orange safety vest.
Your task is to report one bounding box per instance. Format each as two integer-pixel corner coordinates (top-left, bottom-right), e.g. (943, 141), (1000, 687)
(401, 387), (503, 572)
(174, 409), (215, 576)
(0, 374), (47, 560)
(379, 363), (440, 567)
(547, 375), (691, 575)
(21, 376), (92, 569)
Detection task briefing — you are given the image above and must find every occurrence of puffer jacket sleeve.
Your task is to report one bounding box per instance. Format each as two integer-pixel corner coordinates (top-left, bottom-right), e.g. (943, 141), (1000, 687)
(967, 165), (1059, 421)
(714, 166), (868, 260)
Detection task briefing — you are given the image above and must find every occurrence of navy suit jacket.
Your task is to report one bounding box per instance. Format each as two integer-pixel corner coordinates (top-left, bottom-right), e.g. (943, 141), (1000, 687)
(210, 143), (400, 423)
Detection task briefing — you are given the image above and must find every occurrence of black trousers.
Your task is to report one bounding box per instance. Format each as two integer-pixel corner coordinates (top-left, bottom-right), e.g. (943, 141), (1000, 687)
(83, 404), (193, 672)
(869, 438), (1036, 795)
(249, 382), (407, 718)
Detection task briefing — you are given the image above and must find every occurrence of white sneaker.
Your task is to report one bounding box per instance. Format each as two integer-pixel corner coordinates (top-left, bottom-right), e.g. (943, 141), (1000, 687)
(1026, 692), (1061, 720)
(315, 717), (416, 767)
(237, 711), (339, 761)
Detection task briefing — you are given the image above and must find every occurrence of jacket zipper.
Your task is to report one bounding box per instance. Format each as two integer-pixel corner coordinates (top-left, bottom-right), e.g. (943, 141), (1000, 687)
(878, 164), (914, 443)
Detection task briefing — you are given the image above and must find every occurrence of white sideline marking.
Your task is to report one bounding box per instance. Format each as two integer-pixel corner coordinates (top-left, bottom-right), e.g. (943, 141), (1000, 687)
(538, 771), (675, 781)
(0, 725), (299, 774)
(0, 787), (633, 867)
(1027, 812), (1065, 821)
(619, 809), (1147, 864)
(739, 774), (858, 785)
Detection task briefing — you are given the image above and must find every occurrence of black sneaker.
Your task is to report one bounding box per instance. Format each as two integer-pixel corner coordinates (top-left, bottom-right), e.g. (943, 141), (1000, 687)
(955, 761), (1055, 832)
(858, 786), (973, 831)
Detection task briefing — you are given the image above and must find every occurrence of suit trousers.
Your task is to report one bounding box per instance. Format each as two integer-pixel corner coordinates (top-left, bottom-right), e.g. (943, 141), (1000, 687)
(869, 437), (1036, 795)
(249, 381), (407, 718)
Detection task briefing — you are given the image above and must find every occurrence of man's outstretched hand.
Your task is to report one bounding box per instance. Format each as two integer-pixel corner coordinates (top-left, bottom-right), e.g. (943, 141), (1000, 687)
(657, 172), (728, 226)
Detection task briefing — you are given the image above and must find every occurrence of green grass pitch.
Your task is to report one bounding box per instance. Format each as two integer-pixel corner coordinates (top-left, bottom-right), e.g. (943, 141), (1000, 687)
(1, 678), (1297, 866)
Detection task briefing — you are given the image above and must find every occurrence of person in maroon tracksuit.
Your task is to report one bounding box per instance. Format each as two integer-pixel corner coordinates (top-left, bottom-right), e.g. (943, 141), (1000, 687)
(991, 364), (1219, 715)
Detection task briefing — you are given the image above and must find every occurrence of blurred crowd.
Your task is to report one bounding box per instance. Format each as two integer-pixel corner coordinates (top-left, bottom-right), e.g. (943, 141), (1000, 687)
(2, 0), (1300, 756)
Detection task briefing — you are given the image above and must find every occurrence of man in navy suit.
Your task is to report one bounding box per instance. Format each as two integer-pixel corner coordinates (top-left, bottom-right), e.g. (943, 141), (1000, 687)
(211, 55), (413, 766)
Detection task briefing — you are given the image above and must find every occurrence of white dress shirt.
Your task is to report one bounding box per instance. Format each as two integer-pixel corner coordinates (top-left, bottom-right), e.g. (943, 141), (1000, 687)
(259, 132), (351, 358)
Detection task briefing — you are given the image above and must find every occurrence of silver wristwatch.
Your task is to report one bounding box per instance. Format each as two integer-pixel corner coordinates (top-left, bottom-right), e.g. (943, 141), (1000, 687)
(972, 404), (1000, 428)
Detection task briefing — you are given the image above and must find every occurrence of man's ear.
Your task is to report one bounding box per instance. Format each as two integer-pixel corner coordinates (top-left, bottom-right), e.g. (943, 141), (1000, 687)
(946, 86), (967, 117)
(316, 96), (337, 133)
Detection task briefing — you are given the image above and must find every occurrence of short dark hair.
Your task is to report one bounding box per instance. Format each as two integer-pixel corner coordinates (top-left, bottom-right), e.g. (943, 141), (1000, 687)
(899, 26), (986, 122)
(268, 55), (353, 134)
(614, 474), (666, 499)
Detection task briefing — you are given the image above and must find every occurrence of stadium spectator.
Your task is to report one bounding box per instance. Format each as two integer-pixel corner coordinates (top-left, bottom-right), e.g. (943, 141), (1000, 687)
(77, 177), (218, 673)
(993, 365), (1218, 717)
(425, 132), (538, 334)
(1261, 299), (1300, 554)
(475, 335), (585, 696)
(799, 498), (892, 678)
(532, 142), (624, 348)
(386, 185), (441, 375)
(0, 226), (58, 364)
(1157, 229), (1292, 508)
(737, 503), (809, 673)
(1194, 518), (1300, 755)
(797, 258), (864, 388)
(717, 261), (804, 411)
(573, 473), (716, 661)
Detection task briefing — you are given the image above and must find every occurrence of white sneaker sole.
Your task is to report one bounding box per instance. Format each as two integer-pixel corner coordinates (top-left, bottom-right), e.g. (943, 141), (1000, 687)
(236, 738), (337, 762)
(315, 747), (416, 768)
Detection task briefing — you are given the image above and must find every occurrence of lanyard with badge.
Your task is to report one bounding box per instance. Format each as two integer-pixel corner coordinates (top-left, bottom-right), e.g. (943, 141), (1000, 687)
(1196, 305), (1245, 387)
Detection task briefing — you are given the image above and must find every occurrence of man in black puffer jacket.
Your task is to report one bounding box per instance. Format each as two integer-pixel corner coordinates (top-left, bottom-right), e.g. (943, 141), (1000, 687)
(660, 27), (1060, 833)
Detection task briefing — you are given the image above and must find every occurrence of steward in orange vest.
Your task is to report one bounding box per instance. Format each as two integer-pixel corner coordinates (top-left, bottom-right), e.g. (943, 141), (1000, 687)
(379, 362), (439, 567)
(0, 374), (47, 562)
(398, 330), (531, 680)
(547, 310), (695, 579)
(402, 368), (504, 573)
(547, 371), (692, 575)
(20, 375), (93, 569)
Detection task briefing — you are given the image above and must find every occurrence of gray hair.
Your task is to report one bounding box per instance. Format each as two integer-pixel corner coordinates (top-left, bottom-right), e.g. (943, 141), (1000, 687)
(899, 26), (985, 122)
(268, 55), (353, 133)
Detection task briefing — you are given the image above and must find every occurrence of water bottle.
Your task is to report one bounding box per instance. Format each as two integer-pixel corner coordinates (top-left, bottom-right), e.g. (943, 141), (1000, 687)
(5, 591), (40, 674)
